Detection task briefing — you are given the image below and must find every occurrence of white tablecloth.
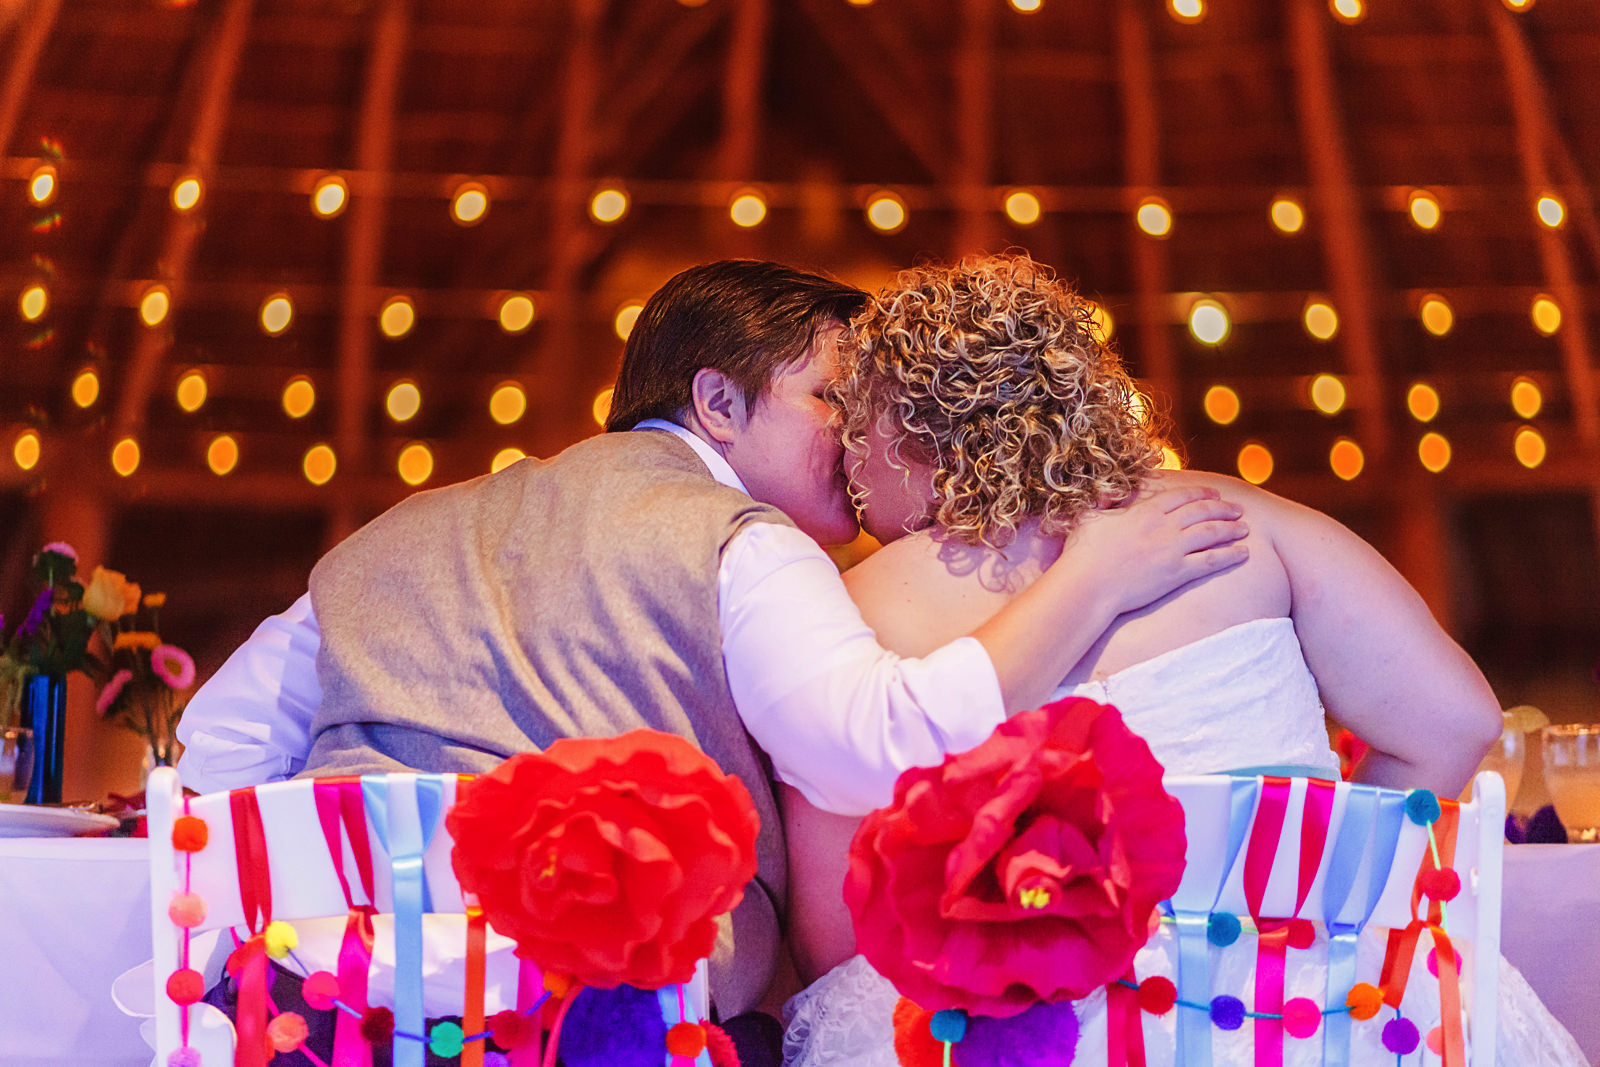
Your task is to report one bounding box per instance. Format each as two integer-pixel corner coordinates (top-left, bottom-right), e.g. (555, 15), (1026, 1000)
(2, 837), (1597, 1067)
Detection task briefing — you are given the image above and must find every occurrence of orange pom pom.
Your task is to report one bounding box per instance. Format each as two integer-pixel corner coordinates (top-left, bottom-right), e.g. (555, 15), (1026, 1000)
(666, 1022), (707, 1057)
(171, 816), (209, 852)
(167, 892), (206, 928)
(1346, 982), (1384, 1021)
(166, 968), (204, 1005)
(542, 971), (572, 999)
(268, 1012), (309, 1053)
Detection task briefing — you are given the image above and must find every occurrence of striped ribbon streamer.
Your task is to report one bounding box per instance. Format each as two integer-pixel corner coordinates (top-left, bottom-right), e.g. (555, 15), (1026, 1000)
(314, 777), (378, 1067)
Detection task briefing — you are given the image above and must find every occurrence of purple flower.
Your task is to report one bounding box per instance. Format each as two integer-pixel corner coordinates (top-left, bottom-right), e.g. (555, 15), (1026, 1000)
(18, 589), (51, 636)
(38, 541), (77, 563)
(97, 669), (133, 716)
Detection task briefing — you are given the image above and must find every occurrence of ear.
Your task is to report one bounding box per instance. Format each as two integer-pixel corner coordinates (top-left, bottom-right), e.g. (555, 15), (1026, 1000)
(689, 368), (749, 446)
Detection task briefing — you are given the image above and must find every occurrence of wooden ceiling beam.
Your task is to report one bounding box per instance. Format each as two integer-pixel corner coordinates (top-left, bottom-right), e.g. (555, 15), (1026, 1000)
(718, 0), (769, 185)
(111, 0), (255, 442)
(0, 0), (62, 158)
(951, 0), (996, 254)
(1286, 0), (1391, 462)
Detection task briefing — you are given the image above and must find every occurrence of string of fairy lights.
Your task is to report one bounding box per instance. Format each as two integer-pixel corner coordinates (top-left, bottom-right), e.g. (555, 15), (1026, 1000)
(4, 0), (1569, 494)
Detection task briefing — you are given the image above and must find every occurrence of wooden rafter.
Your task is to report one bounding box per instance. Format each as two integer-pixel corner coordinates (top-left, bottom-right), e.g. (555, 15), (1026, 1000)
(951, 0), (996, 254)
(718, 0), (769, 184)
(112, 0), (255, 440)
(1113, 0), (1178, 423)
(0, 0), (61, 158)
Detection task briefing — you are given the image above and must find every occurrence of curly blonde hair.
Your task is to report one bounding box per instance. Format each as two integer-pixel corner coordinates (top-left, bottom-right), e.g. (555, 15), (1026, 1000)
(833, 253), (1163, 548)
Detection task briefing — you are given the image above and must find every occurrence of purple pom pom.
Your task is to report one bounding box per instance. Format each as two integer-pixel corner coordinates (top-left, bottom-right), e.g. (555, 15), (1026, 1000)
(167, 1049), (202, 1067)
(1383, 1017), (1421, 1054)
(555, 984), (668, 1067)
(958, 1000), (1080, 1067)
(1210, 995), (1246, 1031)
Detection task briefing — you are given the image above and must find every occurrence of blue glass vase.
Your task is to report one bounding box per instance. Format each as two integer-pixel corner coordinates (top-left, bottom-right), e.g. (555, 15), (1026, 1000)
(19, 673), (65, 805)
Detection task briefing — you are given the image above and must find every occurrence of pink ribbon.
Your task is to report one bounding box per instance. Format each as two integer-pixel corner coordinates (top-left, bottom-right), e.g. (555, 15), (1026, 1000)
(314, 778), (377, 1067)
(229, 789), (273, 1067)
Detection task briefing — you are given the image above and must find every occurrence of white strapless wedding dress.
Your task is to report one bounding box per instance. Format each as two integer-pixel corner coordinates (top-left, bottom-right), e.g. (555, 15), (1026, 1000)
(782, 618), (1586, 1066)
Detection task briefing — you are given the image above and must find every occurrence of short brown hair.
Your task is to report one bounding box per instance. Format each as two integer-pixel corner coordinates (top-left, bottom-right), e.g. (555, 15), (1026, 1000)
(605, 260), (866, 432)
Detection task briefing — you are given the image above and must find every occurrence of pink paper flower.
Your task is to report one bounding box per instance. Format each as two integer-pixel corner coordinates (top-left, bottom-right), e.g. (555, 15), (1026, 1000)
(151, 644), (196, 689)
(97, 669), (134, 716)
(846, 697), (1187, 1018)
(39, 541), (78, 562)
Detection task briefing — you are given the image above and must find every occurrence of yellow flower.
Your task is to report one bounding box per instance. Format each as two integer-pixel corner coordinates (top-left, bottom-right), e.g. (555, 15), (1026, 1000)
(142, 592), (167, 609)
(83, 566), (137, 621)
(113, 630), (161, 652)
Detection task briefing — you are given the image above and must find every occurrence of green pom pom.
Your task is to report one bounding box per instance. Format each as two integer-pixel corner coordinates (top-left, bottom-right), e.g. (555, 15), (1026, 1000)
(1405, 789), (1442, 826)
(428, 1020), (464, 1058)
(929, 1008), (968, 1043)
(1207, 911), (1242, 947)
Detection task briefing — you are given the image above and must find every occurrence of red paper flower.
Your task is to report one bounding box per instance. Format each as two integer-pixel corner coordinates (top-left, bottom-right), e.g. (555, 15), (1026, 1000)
(846, 697), (1186, 1019)
(448, 729), (760, 990)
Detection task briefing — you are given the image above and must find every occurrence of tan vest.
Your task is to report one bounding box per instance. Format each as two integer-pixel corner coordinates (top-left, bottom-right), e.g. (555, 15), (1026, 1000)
(306, 430), (793, 1015)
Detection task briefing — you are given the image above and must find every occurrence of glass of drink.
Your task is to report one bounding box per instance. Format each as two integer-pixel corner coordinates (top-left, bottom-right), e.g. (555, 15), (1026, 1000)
(1, 726), (31, 804)
(1541, 724), (1600, 842)
(1463, 710), (1528, 808)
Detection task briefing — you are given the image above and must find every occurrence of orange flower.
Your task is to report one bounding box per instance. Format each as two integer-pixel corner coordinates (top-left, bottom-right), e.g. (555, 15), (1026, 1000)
(142, 592), (167, 609)
(113, 630), (161, 652)
(82, 566), (141, 621)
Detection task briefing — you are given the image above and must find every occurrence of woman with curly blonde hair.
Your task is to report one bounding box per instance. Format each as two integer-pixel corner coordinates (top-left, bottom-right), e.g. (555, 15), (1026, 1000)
(778, 255), (1577, 1066)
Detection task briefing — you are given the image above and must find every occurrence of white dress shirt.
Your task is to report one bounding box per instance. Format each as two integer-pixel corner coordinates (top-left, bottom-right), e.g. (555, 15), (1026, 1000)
(177, 420), (1004, 815)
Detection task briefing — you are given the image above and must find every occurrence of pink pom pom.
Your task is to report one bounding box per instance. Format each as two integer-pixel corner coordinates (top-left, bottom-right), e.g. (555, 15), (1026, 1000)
(1427, 1026), (1446, 1055)
(166, 968), (204, 1005)
(1281, 997), (1321, 1039)
(268, 1012), (309, 1053)
(302, 970), (341, 1011)
(167, 892), (207, 929)
(167, 1049), (202, 1067)
(1427, 945), (1464, 978)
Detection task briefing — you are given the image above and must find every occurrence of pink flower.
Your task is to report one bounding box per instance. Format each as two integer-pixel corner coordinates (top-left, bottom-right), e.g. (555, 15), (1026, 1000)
(97, 669), (134, 716)
(39, 541), (78, 562)
(151, 644), (196, 689)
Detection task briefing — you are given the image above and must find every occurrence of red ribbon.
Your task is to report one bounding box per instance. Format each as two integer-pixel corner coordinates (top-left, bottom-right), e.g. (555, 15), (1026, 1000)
(313, 778), (377, 1067)
(512, 957), (543, 1067)
(1106, 968), (1148, 1067)
(1379, 800), (1465, 1067)
(462, 904), (487, 1067)
(228, 789), (273, 1067)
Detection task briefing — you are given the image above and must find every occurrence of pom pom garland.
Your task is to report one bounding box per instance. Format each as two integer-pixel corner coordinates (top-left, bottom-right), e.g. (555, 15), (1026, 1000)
(665, 1021), (707, 1057)
(1428, 946), (1464, 978)
(1383, 1016), (1421, 1055)
(960, 1001), (1080, 1067)
(167, 892), (206, 929)
(1286, 918), (1316, 950)
(1405, 788), (1442, 826)
(700, 1019), (740, 1067)
(428, 1021), (465, 1058)
(489, 1009), (536, 1050)
(1209, 995), (1246, 1031)
(267, 1012), (309, 1053)
(1207, 911), (1241, 946)
(1281, 997), (1321, 1039)
(1346, 982), (1384, 1021)
(262, 920), (298, 959)
(1420, 867), (1462, 902)
(1136, 977), (1177, 1015)
(166, 968), (204, 1005)
(360, 1006), (395, 1044)
(543, 971), (572, 999)
(302, 971), (341, 1011)
(928, 1009), (968, 1043)
(171, 815), (209, 851)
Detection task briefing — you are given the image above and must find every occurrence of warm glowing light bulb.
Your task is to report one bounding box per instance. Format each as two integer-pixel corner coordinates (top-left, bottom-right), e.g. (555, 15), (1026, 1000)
(614, 303), (643, 342)
(1514, 426), (1546, 468)
(1310, 373), (1346, 415)
(71, 369), (99, 408)
(19, 284), (47, 321)
(303, 444), (337, 485)
(1536, 194), (1566, 229)
(282, 376), (315, 418)
(312, 175), (348, 218)
(1269, 197), (1304, 234)
(1303, 300), (1339, 341)
(1135, 197), (1173, 237)
(593, 386), (615, 427)
(207, 434), (239, 475)
(1188, 299), (1231, 345)
(1407, 190), (1441, 231)
(13, 430), (41, 471)
(589, 187), (629, 224)
(498, 294), (536, 333)
(28, 165), (57, 205)
(729, 189), (768, 228)
(1329, 0), (1364, 23)
(1203, 385), (1241, 425)
(1329, 438), (1364, 481)
(1503, 0), (1535, 9)
(1407, 382), (1440, 422)
(489, 382), (527, 425)
(1169, 0), (1205, 22)
(171, 176), (203, 212)
(451, 181), (489, 225)
(260, 293), (293, 335)
(1418, 432), (1451, 473)
(1160, 446), (1183, 470)
(397, 442), (433, 486)
(1531, 295), (1562, 336)
(1419, 294), (1454, 336)
(865, 191), (907, 233)
(176, 370), (207, 413)
(1236, 443), (1273, 485)
(1010, 0), (1042, 10)
(1004, 190), (1042, 226)
(1087, 302), (1115, 342)
(379, 295), (415, 338)
(386, 380), (422, 422)
(491, 447), (526, 473)
(1510, 376), (1542, 419)
(140, 285), (171, 327)
(111, 437), (141, 477)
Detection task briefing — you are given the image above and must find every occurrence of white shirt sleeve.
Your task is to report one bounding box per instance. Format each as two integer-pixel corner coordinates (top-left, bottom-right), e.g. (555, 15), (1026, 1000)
(175, 593), (323, 793)
(720, 523), (1005, 816)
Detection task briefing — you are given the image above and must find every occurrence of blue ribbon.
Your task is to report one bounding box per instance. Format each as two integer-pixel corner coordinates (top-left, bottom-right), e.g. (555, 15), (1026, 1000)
(1322, 786), (1406, 1066)
(1172, 776), (1260, 1067)
(363, 774), (448, 1067)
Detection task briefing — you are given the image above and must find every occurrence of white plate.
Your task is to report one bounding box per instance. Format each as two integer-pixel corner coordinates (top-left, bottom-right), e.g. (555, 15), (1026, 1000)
(0, 802), (120, 838)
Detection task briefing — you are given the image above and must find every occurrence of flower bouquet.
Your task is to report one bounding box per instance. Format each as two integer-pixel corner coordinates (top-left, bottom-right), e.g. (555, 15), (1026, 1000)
(85, 569), (194, 771)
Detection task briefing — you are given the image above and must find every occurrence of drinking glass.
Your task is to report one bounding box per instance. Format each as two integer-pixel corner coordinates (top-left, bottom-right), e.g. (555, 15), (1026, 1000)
(1541, 724), (1600, 842)
(1, 726), (32, 803)
(1463, 710), (1526, 808)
